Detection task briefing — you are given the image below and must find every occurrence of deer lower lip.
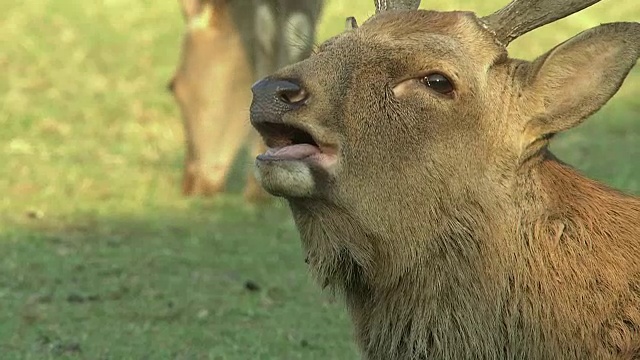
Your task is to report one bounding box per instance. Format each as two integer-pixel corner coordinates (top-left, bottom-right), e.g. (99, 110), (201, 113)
(257, 144), (322, 161)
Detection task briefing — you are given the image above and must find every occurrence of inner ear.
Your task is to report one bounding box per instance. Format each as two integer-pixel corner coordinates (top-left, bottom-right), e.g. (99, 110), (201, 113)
(345, 16), (358, 31)
(521, 22), (640, 144)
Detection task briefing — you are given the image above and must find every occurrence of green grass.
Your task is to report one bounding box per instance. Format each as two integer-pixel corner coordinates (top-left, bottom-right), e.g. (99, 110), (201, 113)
(0, 0), (638, 358)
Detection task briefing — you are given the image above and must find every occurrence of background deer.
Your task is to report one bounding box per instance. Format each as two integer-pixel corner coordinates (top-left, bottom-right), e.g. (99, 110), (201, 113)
(248, 0), (640, 358)
(168, 0), (323, 201)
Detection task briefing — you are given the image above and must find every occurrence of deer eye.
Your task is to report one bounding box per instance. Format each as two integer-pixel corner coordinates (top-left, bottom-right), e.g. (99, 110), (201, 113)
(420, 73), (454, 95)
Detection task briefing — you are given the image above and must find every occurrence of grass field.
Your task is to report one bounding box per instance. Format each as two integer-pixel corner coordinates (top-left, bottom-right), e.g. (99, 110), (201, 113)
(1, 0), (638, 358)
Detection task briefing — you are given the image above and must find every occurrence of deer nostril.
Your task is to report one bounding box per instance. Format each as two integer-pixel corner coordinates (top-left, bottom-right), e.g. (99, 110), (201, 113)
(250, 78), (308, 121)
(278, 87), (308, 104)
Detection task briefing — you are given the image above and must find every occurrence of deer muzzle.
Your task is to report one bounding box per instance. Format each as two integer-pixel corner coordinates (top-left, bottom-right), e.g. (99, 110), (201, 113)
(249, 76), (325, 163)
(249, 77), (338, 198)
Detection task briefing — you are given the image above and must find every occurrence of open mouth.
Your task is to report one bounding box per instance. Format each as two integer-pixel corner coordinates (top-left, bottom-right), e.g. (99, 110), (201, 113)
(254, 122), (331, 163)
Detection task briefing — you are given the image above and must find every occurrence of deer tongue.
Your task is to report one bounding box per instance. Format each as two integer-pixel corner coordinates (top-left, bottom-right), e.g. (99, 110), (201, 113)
(265, 144), (320, 160)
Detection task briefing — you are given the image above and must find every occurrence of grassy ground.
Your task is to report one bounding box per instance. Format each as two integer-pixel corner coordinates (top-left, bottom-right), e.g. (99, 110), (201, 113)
(0, 0), (638, 359)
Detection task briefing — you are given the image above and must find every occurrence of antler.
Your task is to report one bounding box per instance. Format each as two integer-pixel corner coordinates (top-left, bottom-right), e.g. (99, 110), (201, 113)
(374, 0), (421, 13)
(481, 0), (602, 46)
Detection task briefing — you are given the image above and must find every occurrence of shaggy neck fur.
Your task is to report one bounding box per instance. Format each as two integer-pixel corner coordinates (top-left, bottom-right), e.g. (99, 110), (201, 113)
(287, 152), (640, 359)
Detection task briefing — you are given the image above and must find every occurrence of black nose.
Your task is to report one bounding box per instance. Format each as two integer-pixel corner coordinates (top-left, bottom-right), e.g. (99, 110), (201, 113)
(250, 78), (307, 125)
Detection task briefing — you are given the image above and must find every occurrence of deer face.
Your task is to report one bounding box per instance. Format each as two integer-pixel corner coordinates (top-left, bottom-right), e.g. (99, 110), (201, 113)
(250, 10), (509, 204)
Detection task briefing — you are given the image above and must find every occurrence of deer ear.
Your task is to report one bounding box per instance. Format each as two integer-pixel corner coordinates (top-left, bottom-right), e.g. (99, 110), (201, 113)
(522, 22), (640, 141)
(345, 16), (358, 31)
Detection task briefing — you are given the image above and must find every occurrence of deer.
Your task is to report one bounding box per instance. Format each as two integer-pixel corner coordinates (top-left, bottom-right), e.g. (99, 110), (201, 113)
(247, 0), (640, 358)
(168, 0), (323, 201)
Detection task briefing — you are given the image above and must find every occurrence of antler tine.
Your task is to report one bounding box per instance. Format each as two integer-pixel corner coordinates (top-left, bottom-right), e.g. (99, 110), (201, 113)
(481, 0), (602, 46)
(375, 0), (421, 13)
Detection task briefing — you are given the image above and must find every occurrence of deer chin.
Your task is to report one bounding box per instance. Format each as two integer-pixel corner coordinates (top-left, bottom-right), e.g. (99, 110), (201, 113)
(253, 124), (337, 198)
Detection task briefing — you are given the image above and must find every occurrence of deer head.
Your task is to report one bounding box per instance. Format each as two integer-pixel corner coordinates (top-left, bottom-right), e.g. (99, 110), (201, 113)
(250, 0), (638, 205)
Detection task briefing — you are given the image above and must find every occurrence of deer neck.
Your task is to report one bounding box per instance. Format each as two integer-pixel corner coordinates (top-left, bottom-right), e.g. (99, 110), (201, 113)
(286, 153), (639, 358)
(287, 187), (513, 358)
(514, 150), (640, 232)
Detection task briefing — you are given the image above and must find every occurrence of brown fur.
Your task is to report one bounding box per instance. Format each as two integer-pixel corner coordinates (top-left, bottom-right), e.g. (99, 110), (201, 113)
(169, 0), (323, 200)
(250, 7), (640, 360)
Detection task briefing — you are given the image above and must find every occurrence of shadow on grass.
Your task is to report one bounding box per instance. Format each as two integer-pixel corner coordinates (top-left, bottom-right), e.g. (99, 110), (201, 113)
(0, 198), (357, 359)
